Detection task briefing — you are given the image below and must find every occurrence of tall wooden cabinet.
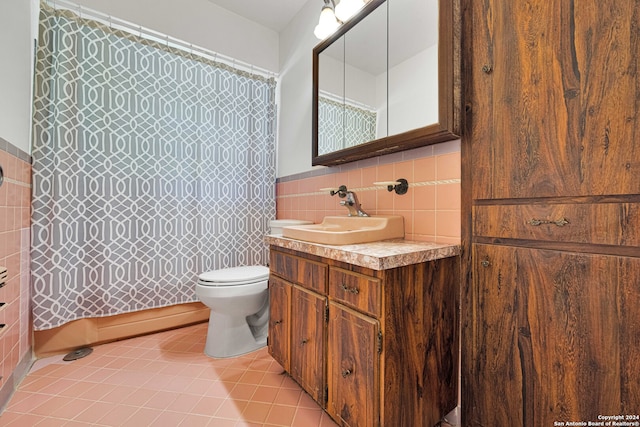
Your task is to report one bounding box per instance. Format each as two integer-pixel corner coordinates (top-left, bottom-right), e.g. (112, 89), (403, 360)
(464, 0), (640, 425)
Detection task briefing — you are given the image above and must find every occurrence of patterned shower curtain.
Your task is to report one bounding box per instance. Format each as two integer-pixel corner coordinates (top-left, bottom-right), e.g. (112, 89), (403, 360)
(317, 95), (377, 155)
(31, 4), (277, 331)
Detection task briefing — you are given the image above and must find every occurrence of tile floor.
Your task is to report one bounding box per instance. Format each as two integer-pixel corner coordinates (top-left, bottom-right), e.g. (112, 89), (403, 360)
(0, 323), (338, 426)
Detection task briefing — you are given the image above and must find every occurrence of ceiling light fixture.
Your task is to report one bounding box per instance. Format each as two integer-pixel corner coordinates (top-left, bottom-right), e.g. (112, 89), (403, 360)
(334, 0), (366, 22)
(314, 0), (341, 40)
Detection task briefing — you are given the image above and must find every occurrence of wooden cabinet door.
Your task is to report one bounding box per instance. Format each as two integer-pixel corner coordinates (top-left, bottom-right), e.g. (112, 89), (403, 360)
(268, 276), (290, 371)
(290, 285), (326, 404)
(470, 0), (640, 200)
(327, 302), (380, 427)
(466, 244), (640, 426)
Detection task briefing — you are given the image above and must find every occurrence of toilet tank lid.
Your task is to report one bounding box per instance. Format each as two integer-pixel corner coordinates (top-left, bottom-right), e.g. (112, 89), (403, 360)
(270, 219), (313, 226)
(198, 265), (269, 284)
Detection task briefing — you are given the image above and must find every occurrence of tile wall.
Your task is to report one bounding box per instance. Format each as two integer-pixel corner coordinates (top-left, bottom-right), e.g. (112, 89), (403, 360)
(0, 136), (460, 412)
(0, 138), (33, 410)
(276, 140), (461, 244)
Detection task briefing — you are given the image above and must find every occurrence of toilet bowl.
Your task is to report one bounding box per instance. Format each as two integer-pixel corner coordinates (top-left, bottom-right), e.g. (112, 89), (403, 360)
(196, 265), (270, 358)
(196, 219), (312, 358)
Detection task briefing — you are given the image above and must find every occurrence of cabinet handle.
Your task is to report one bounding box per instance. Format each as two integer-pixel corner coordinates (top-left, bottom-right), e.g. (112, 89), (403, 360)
(341, 284), (359, 295)
(301, 338), (309, 345)
(341, 369), (352, 378)
(273, 320), (282, 325)
(527, 217), (569, 227)
(481, 259), (490, 268)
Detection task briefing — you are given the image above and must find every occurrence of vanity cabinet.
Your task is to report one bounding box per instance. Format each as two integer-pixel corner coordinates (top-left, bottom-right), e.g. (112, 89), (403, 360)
(268, 245), (460, 427)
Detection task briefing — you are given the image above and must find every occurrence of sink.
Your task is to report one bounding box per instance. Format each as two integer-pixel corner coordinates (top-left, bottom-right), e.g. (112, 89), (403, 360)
(281, 215), (404, 245)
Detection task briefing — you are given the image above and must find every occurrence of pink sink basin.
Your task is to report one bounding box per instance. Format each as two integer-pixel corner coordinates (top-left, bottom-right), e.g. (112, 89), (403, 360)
(282, 215), (404, 245)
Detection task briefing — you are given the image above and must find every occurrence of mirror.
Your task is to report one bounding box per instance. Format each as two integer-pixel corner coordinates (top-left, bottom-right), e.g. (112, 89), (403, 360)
(312, 0), (460, 166)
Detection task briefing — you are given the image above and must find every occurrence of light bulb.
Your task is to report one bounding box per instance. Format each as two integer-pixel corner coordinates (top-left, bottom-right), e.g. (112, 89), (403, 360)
(334, 0), (365, 22)
(314, 5), (341, 39)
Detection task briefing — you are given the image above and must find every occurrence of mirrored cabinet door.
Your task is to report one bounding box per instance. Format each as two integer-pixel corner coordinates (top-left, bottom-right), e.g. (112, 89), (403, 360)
(318, 36), (346, 155)
(387, 0), (439, 135)
(312, 0), (461, 166)
(344, 3), (387, 146)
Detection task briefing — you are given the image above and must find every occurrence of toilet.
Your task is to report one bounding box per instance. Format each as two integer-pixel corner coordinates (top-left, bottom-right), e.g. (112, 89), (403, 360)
(196, 219), (312, 358)
(268, 219), (312, 236)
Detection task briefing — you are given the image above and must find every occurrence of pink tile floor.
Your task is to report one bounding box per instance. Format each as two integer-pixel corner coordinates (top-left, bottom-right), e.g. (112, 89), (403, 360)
(0, 323), (338, 426)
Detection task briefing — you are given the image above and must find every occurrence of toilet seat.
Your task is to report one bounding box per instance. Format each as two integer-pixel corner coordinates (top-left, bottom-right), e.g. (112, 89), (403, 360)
(198, 265), (269, 287)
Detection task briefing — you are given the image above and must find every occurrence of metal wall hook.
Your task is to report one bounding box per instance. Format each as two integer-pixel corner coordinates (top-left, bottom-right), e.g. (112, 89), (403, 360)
(374, 178), (409, 195)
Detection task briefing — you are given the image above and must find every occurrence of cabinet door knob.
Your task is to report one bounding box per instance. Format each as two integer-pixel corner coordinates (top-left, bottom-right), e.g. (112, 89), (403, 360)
(273, 320), (282, 325)
(301, 338), (309, 345)
(481, 259), (490, 268)
(341, 369), (352, 378)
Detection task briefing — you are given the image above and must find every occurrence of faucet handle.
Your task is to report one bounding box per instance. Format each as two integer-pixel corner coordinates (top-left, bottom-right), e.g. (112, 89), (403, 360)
(331, 185), (348, 197)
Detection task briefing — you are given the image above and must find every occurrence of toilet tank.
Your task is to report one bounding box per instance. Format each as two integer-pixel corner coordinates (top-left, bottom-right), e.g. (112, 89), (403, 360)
(269, 219), (312, 236)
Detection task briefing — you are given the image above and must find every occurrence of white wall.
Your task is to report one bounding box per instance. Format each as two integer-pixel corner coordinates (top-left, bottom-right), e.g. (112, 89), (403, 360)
(377, 44), (439, 137)
(318, 51), (377, 108)
(388, 44), (438, 134)
(64, 0), (280, 73)
(0, 0), (39, 154)
(277, 0), (326, 178)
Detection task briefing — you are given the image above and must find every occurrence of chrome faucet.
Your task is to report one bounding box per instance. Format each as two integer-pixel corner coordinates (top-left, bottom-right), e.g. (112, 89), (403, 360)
(332, 185), (369, 217)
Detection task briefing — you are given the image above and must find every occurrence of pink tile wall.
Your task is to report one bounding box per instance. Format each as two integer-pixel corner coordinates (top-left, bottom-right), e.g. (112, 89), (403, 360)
(0, 148), (32, 400)
(276, 143), (461, 244)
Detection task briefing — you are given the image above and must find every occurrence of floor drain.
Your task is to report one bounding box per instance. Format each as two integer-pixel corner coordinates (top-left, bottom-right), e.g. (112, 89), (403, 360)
(63, 347), (93, 361)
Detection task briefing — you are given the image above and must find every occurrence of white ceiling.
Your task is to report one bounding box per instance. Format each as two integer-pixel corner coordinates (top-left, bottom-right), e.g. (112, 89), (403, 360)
(205, 0), (439, 75)
(205, 0), (310, 32)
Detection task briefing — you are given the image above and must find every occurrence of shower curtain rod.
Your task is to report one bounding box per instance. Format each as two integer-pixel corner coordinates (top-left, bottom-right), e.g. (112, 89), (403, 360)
(45, 0), (278, 80)
(319, 89), (377, 112)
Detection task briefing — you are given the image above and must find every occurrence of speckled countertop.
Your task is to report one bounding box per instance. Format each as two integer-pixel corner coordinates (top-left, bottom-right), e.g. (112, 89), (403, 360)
(264, 235), (461, 271)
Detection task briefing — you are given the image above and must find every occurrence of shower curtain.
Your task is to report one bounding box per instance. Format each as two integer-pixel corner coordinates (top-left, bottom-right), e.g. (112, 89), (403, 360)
(31, 4), (277, 331)
(317, 95), (377, 155)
